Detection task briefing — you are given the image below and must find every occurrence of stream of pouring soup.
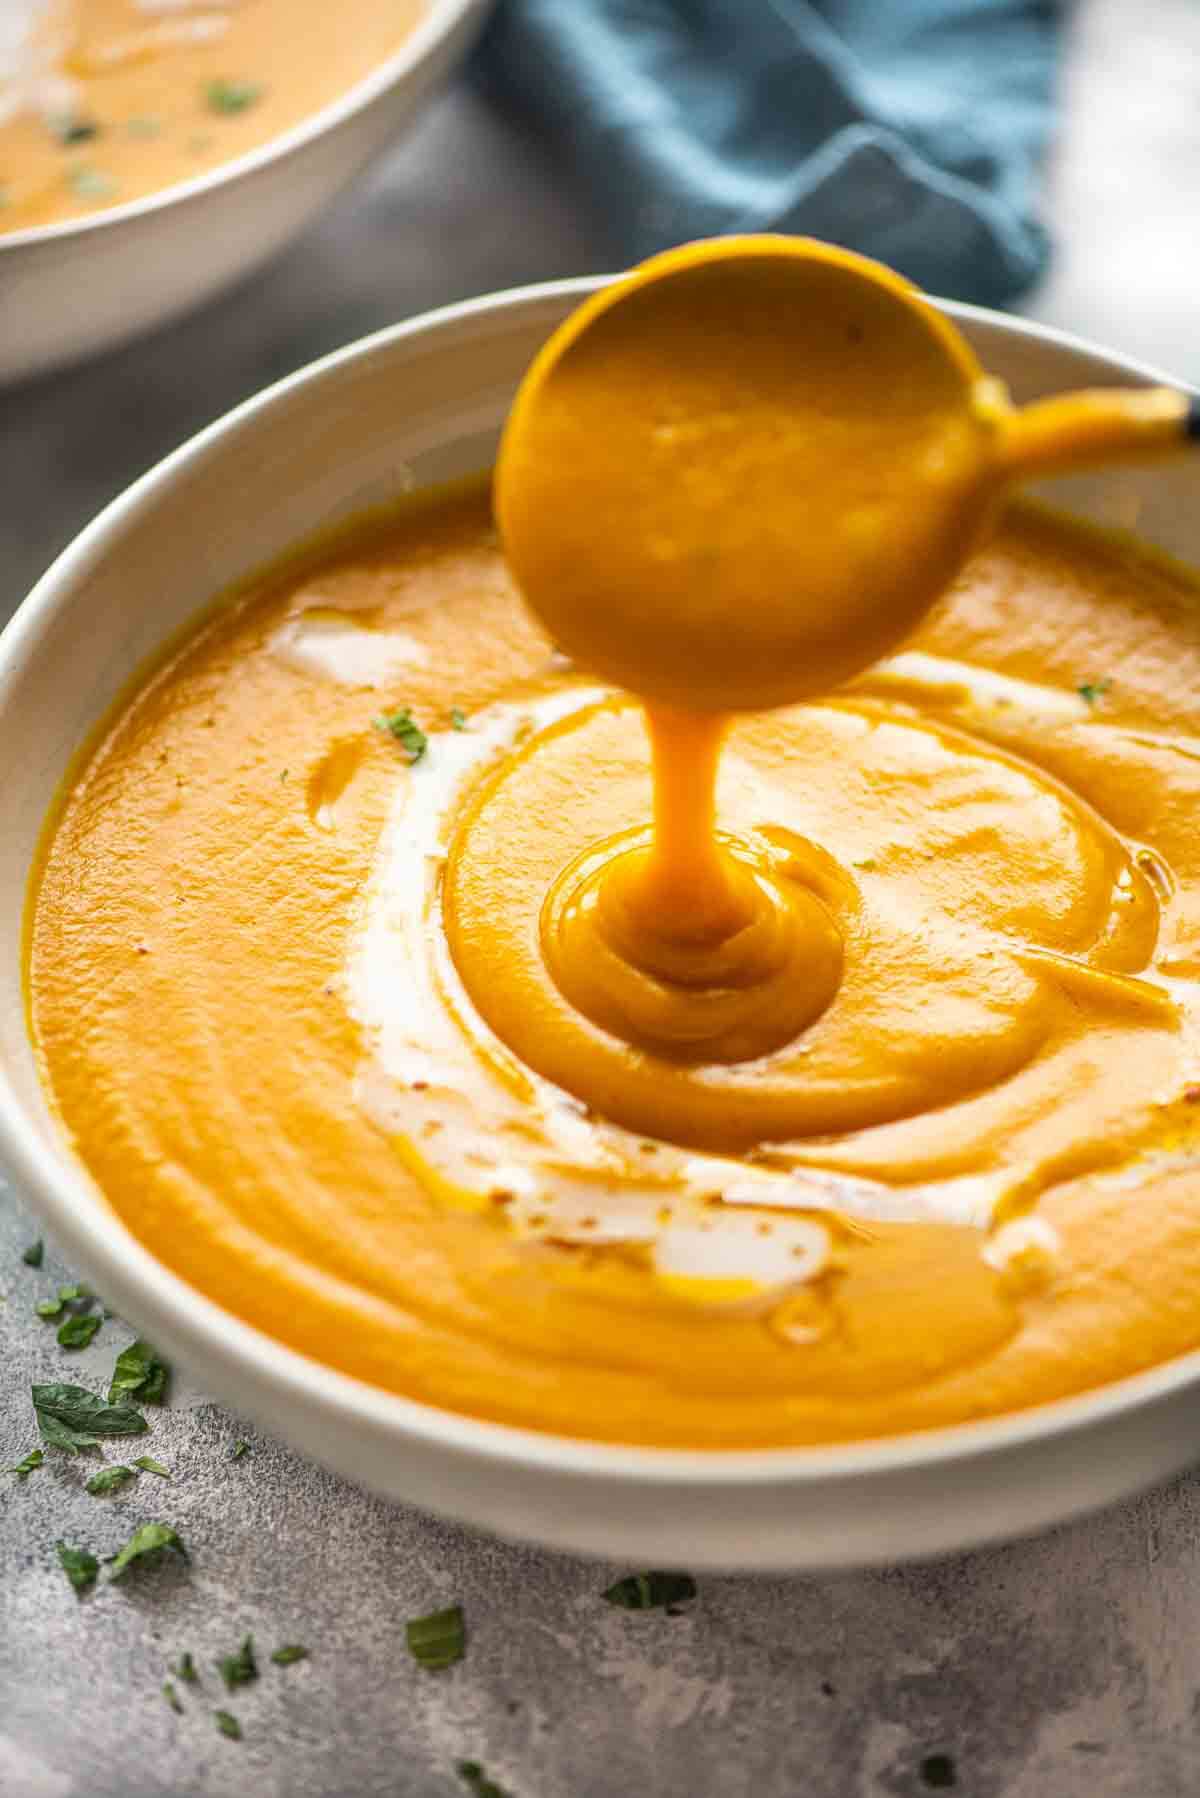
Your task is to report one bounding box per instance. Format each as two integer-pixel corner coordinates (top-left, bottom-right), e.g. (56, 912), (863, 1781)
(27, 482), (1200, 1447)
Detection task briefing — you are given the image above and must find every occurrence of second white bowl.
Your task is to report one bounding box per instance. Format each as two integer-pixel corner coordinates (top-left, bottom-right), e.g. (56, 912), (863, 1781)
(0, 0), (491, 384)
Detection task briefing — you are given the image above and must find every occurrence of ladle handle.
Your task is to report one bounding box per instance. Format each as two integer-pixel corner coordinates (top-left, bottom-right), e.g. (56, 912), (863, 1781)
(998, 386), (1200, 483)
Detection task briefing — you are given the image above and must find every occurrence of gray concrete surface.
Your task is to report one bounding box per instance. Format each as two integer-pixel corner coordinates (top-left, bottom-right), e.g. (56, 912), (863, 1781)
(7, 3), (1200, 1792)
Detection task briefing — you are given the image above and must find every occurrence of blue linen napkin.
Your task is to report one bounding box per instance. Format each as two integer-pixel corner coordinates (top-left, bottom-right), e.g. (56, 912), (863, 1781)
(475, 0), (1059, 306)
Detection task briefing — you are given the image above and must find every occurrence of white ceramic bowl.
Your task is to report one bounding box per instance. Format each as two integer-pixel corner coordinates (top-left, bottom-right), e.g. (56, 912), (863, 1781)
(0, 0), (491, 384)
(3, 281), (1200, 1571)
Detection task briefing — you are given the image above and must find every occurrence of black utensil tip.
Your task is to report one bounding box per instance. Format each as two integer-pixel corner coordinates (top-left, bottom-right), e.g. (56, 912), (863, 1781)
(1185, 394), (1200, 441)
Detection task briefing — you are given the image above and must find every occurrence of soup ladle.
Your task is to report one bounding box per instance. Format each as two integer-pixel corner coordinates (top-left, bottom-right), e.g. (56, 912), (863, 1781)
(496, 234), (1198, 713)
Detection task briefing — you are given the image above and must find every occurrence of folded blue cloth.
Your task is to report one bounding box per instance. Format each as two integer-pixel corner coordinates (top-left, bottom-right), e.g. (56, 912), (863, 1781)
(475, 0), (1059, 306)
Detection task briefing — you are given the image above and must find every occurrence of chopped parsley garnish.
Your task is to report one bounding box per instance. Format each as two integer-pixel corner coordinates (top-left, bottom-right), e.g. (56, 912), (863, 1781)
(56, 1540), (99, 1593)
(214, 1710), (242, 1741)
(85, 1464), (136, 1495)
(406, 1605), (465, 1670)
(601, 1571), (697, 1611)
(375, 706), (428, 763)
(1077, 677), (1111, 706)
(218, 1635), (258, 1691)
(134, 1456), (171, 1478)
(22, 1239), (44, 1268)
(107, 1521), (187, 1579)
(450, 706), (468, 731)
(6, 1448), (44, 1478)
(163, 1682), (183, 1714)
(58, 1284), (89, 1303)
(109, 1340), (170, 1405)
(58, 1312), (102, 1351)
(33, 1382), (149, 1453)
(174, 1653), (199, 1684)
(270, 1644), (309, 1666)
(37, 1298), (65, 1320)
(50, 114), (99, 144)
(67, 166), (117, 202)
(456, 1762), (512, 1797)
(230, 1440), (250, 1460)
(205, 78), (263, 115)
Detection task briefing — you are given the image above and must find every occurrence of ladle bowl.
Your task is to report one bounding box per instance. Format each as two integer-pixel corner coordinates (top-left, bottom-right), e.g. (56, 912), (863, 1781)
(497, 237), (1197, 713)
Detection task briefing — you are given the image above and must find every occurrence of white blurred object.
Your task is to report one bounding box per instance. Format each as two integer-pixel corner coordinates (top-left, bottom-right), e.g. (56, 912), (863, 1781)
(1029, 0), (1200, 384)
(0, 0), (76, 129)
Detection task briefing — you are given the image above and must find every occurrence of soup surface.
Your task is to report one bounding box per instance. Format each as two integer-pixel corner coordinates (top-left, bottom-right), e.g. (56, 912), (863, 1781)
(0, 0), (423, 234)
(28, 482), (1200, 1447)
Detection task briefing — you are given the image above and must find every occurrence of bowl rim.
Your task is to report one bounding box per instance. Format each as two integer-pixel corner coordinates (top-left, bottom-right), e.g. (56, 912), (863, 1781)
(5, 273), (1200, 1490)
(0, 0), (490, 253)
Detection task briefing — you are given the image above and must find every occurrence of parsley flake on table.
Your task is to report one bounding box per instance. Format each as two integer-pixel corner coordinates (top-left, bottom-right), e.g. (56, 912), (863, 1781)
(230, 1439), (250, 1460)
(36, 1298), (65, 1320)
(107, 1521), (187, 1579)
(163, 1682), (183, 1714)
(5, 1448), (43, 1478)
(109, 1340), (170, 1405)
(214, 1710), (242, 1741)
(270, 1644), (309, 1666)
(85, 1464), (137, 1495)
(22, 1239), (44, 1268)
(58, 1284), (89, 1303)
(58, 1312), (102, 1350)
(456, 1761), (512, 1797)
(1077, 677), (1112, 705)
(174, 1652), (199, 1684)
(134, 1456), (171, 1478)
(205, 78), (263, 114)
(601, 1571), (697, 1612)
(56, 1540), (99, 1593)
(33, 1382), (149, 1453)
(375, 706), (428, 763)
(218, 1635), (258, 1691)
(406, 1604), (466, 1670)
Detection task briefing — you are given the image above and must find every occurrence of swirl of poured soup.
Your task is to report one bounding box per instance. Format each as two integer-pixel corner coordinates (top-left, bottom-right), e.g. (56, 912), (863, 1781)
(27, 250), (1200, 1447)
(0, 0), (423, 233)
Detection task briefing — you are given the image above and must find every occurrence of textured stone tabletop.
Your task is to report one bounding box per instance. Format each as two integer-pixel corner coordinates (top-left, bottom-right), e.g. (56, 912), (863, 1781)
(7, 4), (1200, 1794)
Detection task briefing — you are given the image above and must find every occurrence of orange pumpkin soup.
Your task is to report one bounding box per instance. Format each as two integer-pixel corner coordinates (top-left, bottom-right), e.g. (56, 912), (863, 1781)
(0, 0), (423, 234)
(26, 481), (1200, 1446)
